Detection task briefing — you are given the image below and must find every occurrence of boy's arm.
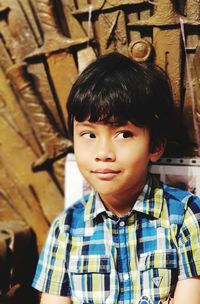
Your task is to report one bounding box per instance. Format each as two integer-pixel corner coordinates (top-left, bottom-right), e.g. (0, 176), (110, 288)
(173, 277), (200, 304)
(40, 293), (72, 304)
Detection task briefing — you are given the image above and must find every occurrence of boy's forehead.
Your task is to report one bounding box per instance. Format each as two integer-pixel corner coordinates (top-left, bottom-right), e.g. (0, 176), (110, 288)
(73, 118), (130, 127)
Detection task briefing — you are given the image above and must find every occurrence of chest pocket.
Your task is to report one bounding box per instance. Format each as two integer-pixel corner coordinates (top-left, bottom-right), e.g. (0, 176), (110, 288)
(138, 249), (178, 300)
(69, 255), (114, 303)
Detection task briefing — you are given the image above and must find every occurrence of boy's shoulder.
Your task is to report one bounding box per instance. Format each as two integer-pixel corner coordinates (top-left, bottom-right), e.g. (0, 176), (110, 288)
(162, 182), (200, 224)
(53, 192), (92, 233)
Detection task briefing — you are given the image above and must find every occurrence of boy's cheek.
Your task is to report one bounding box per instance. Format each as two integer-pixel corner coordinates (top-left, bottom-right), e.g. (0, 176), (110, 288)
(74, 151), (90, 172)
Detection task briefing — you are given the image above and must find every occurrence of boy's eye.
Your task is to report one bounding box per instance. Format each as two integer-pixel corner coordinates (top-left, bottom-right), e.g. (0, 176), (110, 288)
(117, 131), (133, 139)
(81, 132), (96, 139)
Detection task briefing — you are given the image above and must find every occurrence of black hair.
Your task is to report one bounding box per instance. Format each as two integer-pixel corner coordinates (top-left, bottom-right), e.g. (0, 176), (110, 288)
(67, 52), (176, 151)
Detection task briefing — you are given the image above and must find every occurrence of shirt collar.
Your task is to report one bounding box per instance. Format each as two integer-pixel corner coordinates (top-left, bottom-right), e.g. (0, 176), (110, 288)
(84, 174), (164, 222)
(84, 191), (106, 222)
(133, 174), (164, 219)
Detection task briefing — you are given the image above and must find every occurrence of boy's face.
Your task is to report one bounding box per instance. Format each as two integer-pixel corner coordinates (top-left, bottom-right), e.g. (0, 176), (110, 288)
(73, 119), (164, 213)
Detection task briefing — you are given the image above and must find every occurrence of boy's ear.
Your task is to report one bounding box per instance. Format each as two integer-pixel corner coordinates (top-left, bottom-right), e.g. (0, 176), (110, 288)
(149, 141), (165, 163)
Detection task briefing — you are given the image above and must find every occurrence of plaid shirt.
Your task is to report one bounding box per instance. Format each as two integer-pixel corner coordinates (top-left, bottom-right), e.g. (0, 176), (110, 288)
(32, 174), (200, 303)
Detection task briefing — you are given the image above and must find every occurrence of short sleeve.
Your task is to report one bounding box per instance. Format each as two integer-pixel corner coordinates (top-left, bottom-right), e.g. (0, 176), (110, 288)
(177, 195), (200, 280)
(32, 214), (71, 296)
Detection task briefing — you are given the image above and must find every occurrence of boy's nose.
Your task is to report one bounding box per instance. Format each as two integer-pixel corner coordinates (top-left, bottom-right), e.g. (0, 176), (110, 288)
(94, 141), (115, 162)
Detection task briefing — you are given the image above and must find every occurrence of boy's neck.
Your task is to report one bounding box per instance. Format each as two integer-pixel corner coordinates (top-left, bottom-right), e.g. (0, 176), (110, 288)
(101, 199), (132, 216)
(99, 186), (144, 217)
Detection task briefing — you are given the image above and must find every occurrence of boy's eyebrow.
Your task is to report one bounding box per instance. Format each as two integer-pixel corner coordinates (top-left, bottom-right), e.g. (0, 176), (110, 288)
(74, 120), (131, 128)
(74, 121), (94, 127)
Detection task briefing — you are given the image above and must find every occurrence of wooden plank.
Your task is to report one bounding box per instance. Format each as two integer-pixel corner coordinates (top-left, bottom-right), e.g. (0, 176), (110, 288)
(47, 51), (77, 124)
(61, 0), (87, 38)
(154, 28), (181, 109)
(0, 66), (41, 156)
(0, 109), (64, 250)
(96, 10), (128, 55)
(0, 220), (39, 303)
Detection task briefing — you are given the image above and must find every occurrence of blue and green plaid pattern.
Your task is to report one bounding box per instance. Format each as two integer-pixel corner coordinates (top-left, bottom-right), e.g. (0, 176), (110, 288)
(33, 174), (200, 303)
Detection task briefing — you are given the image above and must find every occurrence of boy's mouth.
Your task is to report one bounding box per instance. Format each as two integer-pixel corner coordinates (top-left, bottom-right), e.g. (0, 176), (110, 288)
(91, 169), (120, 180)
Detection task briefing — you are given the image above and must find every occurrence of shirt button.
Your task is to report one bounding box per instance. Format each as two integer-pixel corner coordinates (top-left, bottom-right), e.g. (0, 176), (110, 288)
(119, 221), (125, 227)
(123, 273), (129, 281)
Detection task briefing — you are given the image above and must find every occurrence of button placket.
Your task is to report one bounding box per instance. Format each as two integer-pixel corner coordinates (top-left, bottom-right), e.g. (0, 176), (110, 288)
(118, 219), (132, 302)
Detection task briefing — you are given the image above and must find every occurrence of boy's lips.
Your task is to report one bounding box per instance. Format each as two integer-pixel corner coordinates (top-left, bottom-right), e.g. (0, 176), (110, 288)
(91, 169), (121, 180)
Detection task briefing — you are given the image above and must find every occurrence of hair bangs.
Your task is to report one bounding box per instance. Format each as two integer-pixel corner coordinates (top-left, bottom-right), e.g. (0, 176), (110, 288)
(72, 77), (134, 125)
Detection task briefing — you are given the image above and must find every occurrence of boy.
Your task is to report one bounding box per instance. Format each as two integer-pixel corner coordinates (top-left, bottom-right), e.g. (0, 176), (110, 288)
(32, 52), (200, 304)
